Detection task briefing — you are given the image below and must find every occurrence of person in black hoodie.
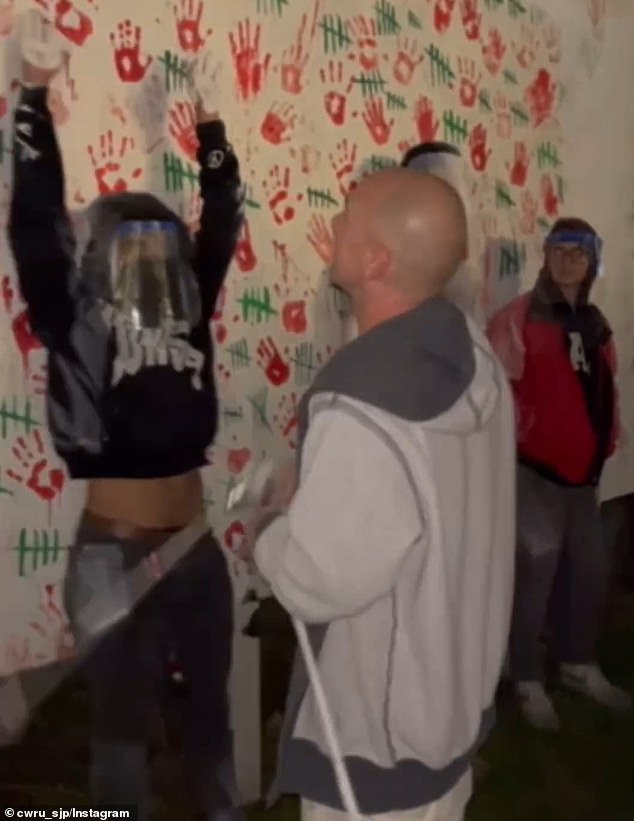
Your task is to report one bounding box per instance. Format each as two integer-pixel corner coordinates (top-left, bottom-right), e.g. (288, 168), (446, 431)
(487, 218), (631, 730)
(8, 12), (244, 820)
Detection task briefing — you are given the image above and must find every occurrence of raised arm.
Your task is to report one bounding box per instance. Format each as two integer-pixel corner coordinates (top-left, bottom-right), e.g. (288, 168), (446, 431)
(8, 15), (75, 347)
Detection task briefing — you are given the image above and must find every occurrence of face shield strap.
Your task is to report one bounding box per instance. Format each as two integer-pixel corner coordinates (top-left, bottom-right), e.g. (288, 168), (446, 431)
(545, 231), (604, 277)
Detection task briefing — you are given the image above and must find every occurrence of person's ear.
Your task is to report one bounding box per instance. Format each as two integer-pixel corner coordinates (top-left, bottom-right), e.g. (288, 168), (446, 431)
(362, 241), (391, 283)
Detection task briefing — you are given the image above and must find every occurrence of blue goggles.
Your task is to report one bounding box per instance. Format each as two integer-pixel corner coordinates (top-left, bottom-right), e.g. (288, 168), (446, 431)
(545, 230), (602, 259)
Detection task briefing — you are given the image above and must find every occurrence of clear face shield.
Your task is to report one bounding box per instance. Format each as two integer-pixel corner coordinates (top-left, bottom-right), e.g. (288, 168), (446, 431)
(109, 220), (201, 330)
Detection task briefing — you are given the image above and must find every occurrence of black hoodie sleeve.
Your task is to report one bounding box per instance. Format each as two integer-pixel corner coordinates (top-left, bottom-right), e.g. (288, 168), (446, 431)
(193, 119), (244, 319)
(7, 85), (76, 348)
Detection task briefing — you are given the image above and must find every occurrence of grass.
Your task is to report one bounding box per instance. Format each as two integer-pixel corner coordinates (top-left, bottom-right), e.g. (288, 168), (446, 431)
(1, 592), (632, 820)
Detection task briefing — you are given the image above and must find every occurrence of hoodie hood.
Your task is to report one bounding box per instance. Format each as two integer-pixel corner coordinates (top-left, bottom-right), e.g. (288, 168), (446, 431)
(303, 296), (501, 436)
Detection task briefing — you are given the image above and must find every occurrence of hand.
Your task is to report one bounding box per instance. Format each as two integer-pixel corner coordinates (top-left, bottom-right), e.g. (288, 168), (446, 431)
(189, 50), (222, 123)
(19, 10), (65, 87)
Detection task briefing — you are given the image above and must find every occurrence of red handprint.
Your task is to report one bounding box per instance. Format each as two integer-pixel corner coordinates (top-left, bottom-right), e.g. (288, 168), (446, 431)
(433, 0), (456, 35)
(540, 174), (559, 217)
(319, 60), (351, 126)
(307, 214), (334, 265)
(168, 101), (198, 161)
(329, 139), (358, 197)
(110, 20), (152, 83)
(227, 447), (252, 474)
(224, 520), (246, 553)
(36, 0), (94, 47)
(234, 220), (257, 273)
(8, 430), (65, 502)
(1, 275), (43, 373)
(274, 393), (298, 448)
(519, 190), (538, 235)
(460, 0), (481, 41)
(508, 142), (530, 187)
(393, 37), (424, 85)
(525, 69), (557, 127)
(291, 143), (321, 174)
(349, 16), (379, 72)
(362, 98), (393, 146)
(494, 92), (512, 139)
(260, 102), (296, 145)
(173, 0), (211, 53)
(257, 337), (290, 387)
(415, 96), (440, 142)
(263, 165), (298, 226)
(88, 131), (142, 195)
(512, 23), (539, 70)
(229, 20), (271, 101)
(457, 58), (480, 108)
(282, 301), (307, 335)
(280, 3), (319, 95)
(482, 28), (506, 75)
(469, 124), (491, 172)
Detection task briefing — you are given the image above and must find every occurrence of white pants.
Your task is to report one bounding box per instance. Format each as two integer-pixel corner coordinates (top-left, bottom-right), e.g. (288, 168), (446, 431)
(302, 768), (473, 821)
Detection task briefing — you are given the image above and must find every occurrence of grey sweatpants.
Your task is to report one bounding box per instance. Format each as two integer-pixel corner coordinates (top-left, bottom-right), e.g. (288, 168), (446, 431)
(509, 465), (609, 682)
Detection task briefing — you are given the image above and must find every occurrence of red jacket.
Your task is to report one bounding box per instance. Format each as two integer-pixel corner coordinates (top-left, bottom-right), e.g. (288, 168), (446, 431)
(487, 289), (619, 486)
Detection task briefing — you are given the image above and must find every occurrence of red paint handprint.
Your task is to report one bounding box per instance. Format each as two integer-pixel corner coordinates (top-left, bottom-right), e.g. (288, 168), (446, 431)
(224, 520), (246, 553)
(457, 58), (480, 108)
(282, 301), (307, 335)
(393, 37), (424, 85)
(168, 101), (198, 161)
(173, 0), (211, 53)
(88, 131), (142, 195)
(525, 69), (557, 127)
(349, 16), (379, 71)
(519, 190), (538, 235)
(415, 96), (439, 142)
(433, 0), (456, 35)
(307, 214), (334, 265)
(512, 23), (539, 70)
(260, 102), (296, 145)
(280, 3), (319, 95)
(8, 431), (65, 502)
(469, 124), (491, 172)
(291, 143), (321, 174)
(508, 142), (530, 187)
(329, 139), (358, 197)
(229, 20), (271, 101)
(227, 447), (252, 474)
(1, 275), (43, 373)
(540, 174), (559, 217)
(234, 220), (257, 273)
(362, 98), (393, 146)
(482, 28), (506, 75)
(263, 165), (297, 226)
(460, 0), (481, 41)
(257, 337), (290, 387)
(274, 393), (298, 448)
(494, 92), (512, 139)
(110, 20), (152, 83)
(319, 60), (351, 126)
(36, 0), (94, 47)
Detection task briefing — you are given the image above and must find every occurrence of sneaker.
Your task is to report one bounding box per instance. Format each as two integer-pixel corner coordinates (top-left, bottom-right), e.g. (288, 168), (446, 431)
(559, 663), (632, 712)
(516, 680), (560, 730)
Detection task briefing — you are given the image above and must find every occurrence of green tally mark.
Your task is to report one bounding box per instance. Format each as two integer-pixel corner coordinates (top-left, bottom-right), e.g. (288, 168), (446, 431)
(443, 110), (469, 144)
(158, 50), (190, 93)
(366, 155), (398, 173)
(290, 342), (318, 386)
(256, 0), (288, 15)
(0, 396), (40, 440)
(537, 216), (551, 233)
(244, 185), (261, 210)
(495, 181), (516, 209)
(248, 387), (272, 431)
(238, 286), (278, 323)
(426, 45), (455, 88)
(502, 69), (518, 86)
(529, 4), (547, 25)
(407, 9), (423, 29)
(479, 90), (492, 113)
(510, 102), (529, 126)
(222, 403), (245, 424)
(385, 90), (407, 110)
(374, 0), (401, 35)
(306, 188), (339, 208)
(351, 71), (386, 97)
(537, 141), (561, 170)
(319, 14), (352, 54)
(484, 0), (504, 8)
(498, 240), (526, 279)
(13, 528), (64, 578)
(507, 0), (527, 17)
(163, 153), (198, 193)
(0, 469), (14, 496)
(227, 337), (251, 368)
(556, 175), (566, 202)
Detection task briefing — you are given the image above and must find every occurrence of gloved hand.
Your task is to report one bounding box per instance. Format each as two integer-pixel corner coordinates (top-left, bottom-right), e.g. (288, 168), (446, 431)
(189, 50), (223, 122)
(18, 9), (65, 83)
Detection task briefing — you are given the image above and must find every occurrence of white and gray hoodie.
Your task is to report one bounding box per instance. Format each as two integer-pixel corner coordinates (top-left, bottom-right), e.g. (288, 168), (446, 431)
(255, 296), (516, 815)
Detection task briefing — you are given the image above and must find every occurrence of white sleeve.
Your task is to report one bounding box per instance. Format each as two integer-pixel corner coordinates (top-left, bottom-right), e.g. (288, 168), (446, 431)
(254, 403), (424, 623)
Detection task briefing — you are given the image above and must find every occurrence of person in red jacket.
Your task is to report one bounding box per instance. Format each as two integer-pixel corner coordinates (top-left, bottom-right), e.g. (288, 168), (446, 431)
(487, 217), (631, 730)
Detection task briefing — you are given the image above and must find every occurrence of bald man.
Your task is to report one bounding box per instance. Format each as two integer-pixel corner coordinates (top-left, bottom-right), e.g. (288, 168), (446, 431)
(252, 169), (516, 821)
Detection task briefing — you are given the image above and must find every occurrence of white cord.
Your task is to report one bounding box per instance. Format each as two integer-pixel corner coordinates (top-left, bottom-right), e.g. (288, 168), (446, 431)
(293, 617), (364, 821)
